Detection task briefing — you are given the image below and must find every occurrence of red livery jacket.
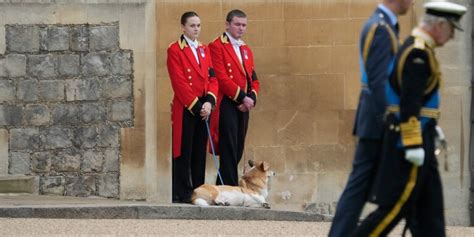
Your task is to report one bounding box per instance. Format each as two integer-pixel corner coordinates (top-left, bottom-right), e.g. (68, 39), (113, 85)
(208, 33), (260, 153)
(167, 35), (218, 158)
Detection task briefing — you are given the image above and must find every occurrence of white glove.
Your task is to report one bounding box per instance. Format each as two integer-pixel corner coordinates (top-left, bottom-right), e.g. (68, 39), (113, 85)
(405, 148), (425, 166)
(435, 125), (445, 141)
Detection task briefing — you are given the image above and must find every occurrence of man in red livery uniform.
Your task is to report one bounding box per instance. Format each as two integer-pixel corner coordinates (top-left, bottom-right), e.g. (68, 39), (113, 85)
(167, 12), (218, 203)
(209, 9), (260, 186)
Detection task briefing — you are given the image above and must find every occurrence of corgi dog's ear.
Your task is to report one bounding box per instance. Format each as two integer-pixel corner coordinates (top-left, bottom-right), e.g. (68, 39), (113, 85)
(261, 161), (269, 171)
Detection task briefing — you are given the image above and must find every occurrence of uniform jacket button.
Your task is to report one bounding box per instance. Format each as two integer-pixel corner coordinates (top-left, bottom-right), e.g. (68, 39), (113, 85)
(188, 76), (192, 79)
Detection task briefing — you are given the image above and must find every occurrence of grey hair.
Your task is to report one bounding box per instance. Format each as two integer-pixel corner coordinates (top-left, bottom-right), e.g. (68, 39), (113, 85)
(420, 14), (448, 27)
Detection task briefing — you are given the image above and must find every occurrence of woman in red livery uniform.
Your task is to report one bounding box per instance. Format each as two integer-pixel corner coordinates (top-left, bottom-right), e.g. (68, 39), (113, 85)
(167, 11), (218, 203)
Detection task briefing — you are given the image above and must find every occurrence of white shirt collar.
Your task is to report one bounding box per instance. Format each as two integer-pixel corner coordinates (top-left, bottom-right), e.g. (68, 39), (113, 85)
(225, 32), (244, 46)
(183, 34), (198, 49)
(411, 27), (436, 48)
(378, 3), (398, 26)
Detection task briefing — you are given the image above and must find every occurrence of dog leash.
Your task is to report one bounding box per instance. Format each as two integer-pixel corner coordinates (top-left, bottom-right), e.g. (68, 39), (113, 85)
(205, 118), (225, 185)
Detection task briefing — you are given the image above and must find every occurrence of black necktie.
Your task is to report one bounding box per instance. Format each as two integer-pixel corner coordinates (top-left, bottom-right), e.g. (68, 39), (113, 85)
(394, 23), (400, 36)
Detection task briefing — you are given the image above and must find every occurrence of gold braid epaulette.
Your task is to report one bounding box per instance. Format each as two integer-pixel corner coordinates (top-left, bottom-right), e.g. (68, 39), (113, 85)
(400, 116), (423, 147)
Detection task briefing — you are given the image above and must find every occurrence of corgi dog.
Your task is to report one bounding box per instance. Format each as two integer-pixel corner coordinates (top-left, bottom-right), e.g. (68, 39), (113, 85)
(191, 160), (275, 208)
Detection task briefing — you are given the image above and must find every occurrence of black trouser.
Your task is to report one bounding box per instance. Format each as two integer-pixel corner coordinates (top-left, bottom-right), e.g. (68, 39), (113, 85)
(172, 107), (207, 203)
(216, 97), (249, 186)
(353, 119), (445, 236)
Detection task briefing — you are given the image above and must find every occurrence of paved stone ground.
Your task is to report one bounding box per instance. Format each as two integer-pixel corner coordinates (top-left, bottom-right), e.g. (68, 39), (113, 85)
(0, 194), (473, 236)
(1, 218), (474, 236)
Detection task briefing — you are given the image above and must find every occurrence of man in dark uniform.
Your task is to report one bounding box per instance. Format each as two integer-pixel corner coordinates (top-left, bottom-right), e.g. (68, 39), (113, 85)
(329, 1), (412, 236)
(208, 9), (260, 186)
(353, 1), (467, 236)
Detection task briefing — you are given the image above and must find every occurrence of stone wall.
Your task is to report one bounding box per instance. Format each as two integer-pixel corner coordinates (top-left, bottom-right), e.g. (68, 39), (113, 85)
(2, 23), (133, 197)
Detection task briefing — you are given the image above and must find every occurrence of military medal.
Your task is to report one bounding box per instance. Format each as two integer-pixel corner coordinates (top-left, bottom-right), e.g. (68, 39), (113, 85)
(200, 48), (205, 58)
(243, 49), (248, 60)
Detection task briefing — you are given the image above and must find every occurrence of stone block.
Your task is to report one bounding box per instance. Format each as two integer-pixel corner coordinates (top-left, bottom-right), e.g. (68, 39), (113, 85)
(65, 79), (101, 101)
(41, 26), (69, 51)
(10, 128), (40, 151)
(41, 176), (65, 195)
(81, 149), (103, 172)
(97, 174), (119, 198)
(0, 54), (27, 77)
(0, 129), (8, 175)
(73, 126), (98, 148)
(39, 80), (65, 102)
(27, 54), (57, 79)
(31, 151), (51, 173)
(110, 51), (132, 75)
(102, 76), (132, 99)
(52, 149), (81, 172)
(17, 79), (38, 102)
(89, 25), (119, 51)
(9, 152), (31, 175)
(81, 52), (109, 76)
(108, 101), (132, 122)
(0, 105), (23, 126)
(6, 25), (40, 53)
(80, 103), (105, 124)
(58, 54), (80, 77)
(52, 104), (80, 125)
(65, 176), (96, 197)
(41, 127), (72, 149)
(103, 148), (119, 172)
(70, 26), (88, 52)
(97, 125), (119, 148)
(0, 80), (16, 102)
(24, 104), (50, 126)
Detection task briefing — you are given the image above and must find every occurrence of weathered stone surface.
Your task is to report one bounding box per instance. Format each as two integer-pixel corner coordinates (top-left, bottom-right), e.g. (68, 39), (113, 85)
(24, 104), (50, 126)
(109, 101), (132, 122)
(10, 128), (40, 151)
(73, 126), (97, 148)
(41, 176), (65, 195)
(6, 25), (40, 53)
(102, 77), (132, 99)
(97, 174), (119, 198)
(0, 105), (23, 126)
(89, 25), (119, 51)
(65, 79), (101, 101)
(0, 54), (27, 77)
(80, 103), (105, 124)
(52, 104), (80, 125)
(1, 23), (134, 198)
(70, 26), (88, 52)
(9, 152), (31, 175)
(17, 79), (38, 102)
(65, 176), (95, 197)
(39, 80), (65, 102)
(97, 125), (119, 148)
(31, 151), (51, 173)
(27, 54), (57, 79)
(51, 149), (81, 172)
(103, 148), (119, 172)
(0, 80), (16, 102)
(81, 53), (109, 76)
(110, 51), (132, 75)
(42, 127), (72, 149)
(81, 150), (103, 173)
(41, 26), (69, 51)
(58, 54), (80, 77)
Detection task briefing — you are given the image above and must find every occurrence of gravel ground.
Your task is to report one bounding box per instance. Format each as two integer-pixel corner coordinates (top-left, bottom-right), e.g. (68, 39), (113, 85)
(1, 218), (474, 236)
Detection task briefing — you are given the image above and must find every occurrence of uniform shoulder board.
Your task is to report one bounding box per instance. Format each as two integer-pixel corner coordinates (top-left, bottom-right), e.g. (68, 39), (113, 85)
(220, 34), (229, 44)
(414, 37), (425, 50)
